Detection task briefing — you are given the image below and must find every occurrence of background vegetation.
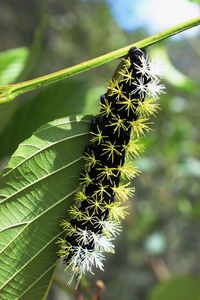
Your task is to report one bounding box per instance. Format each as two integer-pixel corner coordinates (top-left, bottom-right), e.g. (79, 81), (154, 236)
(0, 1), (199, 299)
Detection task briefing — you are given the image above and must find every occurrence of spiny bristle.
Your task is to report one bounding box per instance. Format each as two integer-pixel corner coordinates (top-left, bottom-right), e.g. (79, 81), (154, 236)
(118, 160), (139, 180)
(136, 98), (160, 117)
(129, 118), (152, 138)
(112, 182), (135, 202)
(108, 203), (129, 222)
(84, 150), (100, 167)
(108, 79), (126, 100)
(58, 46), (165, 284)
(117, 94), (136, 116)
(123, 138), (144, 158)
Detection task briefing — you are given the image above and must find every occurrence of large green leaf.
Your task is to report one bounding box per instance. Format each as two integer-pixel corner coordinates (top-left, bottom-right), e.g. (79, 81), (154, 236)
(148, 275), (200, 300)
(0, 114), (91, 299)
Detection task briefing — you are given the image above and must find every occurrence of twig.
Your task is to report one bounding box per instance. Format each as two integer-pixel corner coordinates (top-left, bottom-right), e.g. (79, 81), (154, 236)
(92, 280), (105, 300)
(149, 257), (170, 281)
(0, 17), (199, 103)
(53, 276), (77, 297)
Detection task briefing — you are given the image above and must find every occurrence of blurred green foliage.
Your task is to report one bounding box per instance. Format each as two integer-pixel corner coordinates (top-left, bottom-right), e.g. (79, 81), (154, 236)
(0, 1), (199, 300)
(189, 0), (200, 4)
(0, 47), (29, 85)
(148, 276), (200, 300)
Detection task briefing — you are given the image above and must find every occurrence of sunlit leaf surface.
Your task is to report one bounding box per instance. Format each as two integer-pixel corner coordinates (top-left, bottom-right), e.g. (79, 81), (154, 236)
(0, 114), (91, 299)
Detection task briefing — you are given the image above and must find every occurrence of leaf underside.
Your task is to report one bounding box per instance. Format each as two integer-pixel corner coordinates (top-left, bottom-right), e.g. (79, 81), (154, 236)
(0, 114), (91, 300)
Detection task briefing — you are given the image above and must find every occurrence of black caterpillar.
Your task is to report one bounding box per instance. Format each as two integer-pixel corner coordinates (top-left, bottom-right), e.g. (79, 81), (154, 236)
(57, 47), (164, 283)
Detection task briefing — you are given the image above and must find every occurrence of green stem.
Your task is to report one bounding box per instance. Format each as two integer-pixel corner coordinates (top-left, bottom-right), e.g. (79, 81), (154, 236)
(53, 276), (77, 297)
(0, 17), (200, 104)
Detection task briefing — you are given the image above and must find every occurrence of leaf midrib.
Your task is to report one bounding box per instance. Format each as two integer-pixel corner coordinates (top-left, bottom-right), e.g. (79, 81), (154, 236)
(0, 222), (28, 234)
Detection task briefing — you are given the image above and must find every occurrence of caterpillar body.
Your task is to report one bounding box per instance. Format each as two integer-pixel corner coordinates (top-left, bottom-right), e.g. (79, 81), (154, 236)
(57, 47), (165, 284)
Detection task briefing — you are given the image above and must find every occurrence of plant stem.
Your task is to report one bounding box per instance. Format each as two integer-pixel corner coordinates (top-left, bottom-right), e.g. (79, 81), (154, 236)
(0, 17), (200, 104)
(53, 276), (77, 296)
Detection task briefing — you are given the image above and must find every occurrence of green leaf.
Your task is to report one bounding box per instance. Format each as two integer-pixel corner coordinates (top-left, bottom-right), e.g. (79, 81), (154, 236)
(189, 0), (200, 4)
(0, 101), (20, 136)
(148, 275), (200, 300)
(150, 46), (197, 92)
(84, 85), (106, 115)
(0, 114), (91, 299)
(0, 48), (29, 134)
(0, 47), (29, 85)
(0, 47), (29, 134)
(0, 79), (89, 159)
